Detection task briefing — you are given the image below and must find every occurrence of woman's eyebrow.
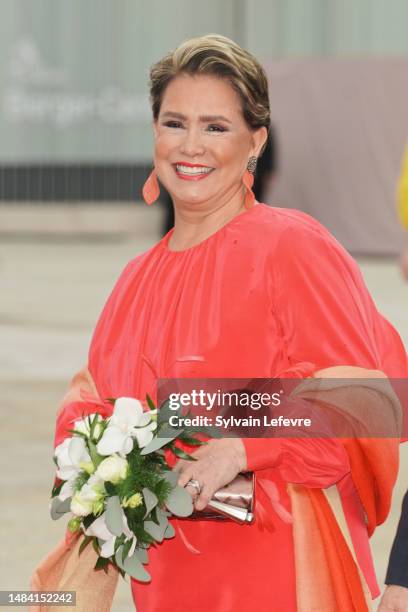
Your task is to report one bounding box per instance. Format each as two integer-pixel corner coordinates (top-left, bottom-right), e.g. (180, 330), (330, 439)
(161, 111), (232, 124)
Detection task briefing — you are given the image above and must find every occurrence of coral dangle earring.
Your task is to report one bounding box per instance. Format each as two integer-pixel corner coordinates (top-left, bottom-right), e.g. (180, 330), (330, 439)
(242, 170), (255, 209)
(142, 169), (160, 205)
(243, 155), (257, 209)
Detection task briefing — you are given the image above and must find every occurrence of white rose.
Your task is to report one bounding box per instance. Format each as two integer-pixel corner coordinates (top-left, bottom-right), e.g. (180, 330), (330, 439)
(70, 491), (94, 517)
(70, 476), (105, 517)
(96, 455), (128, 484)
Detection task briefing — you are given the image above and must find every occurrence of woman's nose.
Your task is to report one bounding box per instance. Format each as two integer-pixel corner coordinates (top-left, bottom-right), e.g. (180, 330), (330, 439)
(179, 127), (205, 157)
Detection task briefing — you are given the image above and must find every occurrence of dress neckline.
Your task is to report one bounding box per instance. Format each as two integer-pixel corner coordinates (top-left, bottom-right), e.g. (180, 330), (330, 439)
(161, 202), (264, 255)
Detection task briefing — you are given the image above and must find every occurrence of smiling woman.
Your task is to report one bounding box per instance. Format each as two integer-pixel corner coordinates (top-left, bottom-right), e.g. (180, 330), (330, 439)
(144, 35), (269, 250)
(34, 34), (408, 612)
(153, 74), (266, 233)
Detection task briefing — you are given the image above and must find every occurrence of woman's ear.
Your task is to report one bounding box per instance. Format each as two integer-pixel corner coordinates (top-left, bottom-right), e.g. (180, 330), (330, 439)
(251, 127), (268, 158)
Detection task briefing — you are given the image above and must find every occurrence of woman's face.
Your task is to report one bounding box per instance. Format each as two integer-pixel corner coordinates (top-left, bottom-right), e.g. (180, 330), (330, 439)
(153, 74), (266, 211)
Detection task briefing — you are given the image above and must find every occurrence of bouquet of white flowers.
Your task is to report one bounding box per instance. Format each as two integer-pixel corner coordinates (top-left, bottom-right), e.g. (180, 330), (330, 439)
(51, 396), (207, 582)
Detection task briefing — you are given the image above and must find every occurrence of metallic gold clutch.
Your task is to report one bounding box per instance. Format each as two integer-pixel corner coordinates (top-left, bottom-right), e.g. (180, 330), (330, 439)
(191, 472), (255, 523)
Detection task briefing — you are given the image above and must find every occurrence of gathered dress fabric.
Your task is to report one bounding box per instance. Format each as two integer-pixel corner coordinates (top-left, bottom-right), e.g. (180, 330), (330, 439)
(62, 204), (407, 611)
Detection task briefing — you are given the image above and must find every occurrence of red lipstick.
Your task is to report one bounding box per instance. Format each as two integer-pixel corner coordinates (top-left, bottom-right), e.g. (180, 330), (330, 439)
(173, 161), (214, 181)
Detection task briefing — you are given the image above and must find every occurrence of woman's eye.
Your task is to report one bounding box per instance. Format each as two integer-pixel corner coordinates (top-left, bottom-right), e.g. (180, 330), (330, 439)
(207, 124), (226, 133)
(163, 121), (183, 128)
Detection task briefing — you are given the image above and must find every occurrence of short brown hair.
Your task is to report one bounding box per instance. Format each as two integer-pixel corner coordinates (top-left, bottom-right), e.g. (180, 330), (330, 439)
(149, 34), (270, 132)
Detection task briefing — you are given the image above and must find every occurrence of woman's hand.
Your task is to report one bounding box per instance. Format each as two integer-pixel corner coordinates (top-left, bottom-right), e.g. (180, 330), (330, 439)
(378, 585), (408, 611)
(173, 438), (247, 511)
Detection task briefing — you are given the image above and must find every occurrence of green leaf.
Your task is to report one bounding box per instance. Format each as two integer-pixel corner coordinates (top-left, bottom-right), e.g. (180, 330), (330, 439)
(50, 496), (72, 520)
(190, 424), (223, 438)
(89, 414), (100, 439)
(165, 486), (194, 517)
(156, 507), (169, 528)
(105, 482), (116, 496)
(87, 439), (102, 468)
(144, 520), (165, 543)
(142, 488), (158, 518)
(156, 398), (173, 421)
(51, 481), (63, 497)
(133, 547), (149, 564)
(140, 436), (176, 455)
(154, 508), (169, 537)
(92, 538), (100, 554)
(164, 522), (175, 538)
(114, 534), (125, 554)
(117, 566), (126, 579)
(78, 535), (93, 556)
(66, 429), (88, 441)
(115, 547), (151, 582)
(121, 539), (133, 564)
(172, 447), (196, 461)
(158, 424), (184, 439)
(162, 470), (179, 487)
(145, 394), (156, 411)
(179, 435), (205, 446)
(94, 556), (110, 571)
(105, 496), (124, 536)
(124, 555), (151, 582)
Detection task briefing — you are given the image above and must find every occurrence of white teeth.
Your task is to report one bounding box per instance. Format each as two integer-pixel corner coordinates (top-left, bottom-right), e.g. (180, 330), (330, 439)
(176, 164), (213, 175)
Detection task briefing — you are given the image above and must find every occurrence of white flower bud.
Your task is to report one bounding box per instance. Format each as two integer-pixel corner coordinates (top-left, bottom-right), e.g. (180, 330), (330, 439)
(70, 491), (94, 517)
(96, 455), (128, 484)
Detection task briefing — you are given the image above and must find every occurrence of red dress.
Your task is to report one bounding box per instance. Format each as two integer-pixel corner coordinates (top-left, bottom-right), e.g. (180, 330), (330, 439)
(87, 204), (407, 612)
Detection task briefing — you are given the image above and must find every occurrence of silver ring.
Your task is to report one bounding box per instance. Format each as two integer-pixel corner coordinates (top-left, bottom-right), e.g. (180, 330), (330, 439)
(186, 479), (201, 495)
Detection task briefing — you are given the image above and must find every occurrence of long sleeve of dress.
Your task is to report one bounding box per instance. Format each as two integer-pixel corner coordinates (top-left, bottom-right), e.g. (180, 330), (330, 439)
(243, 214), (396, 481)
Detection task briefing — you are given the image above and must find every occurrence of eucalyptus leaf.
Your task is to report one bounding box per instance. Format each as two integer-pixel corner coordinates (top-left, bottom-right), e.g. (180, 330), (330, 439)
(157, 400), (183, 425)
(156, 507), (169, 529)
(121, 539), (133, 564)
(50, 496), (72, 520)
(124, 554), (151, 583)
(134, 547), (149, 564)
(164, 522), (176, 538)
(106, 496), (124, 537)
(156, 399), (174, 423)
(140, 436), (175, 455)
(115, 546), (125, 570)
(165, 486), (194, 517)
(142, 488), (158, 518)
(114, 534), (125, 554)
(162, 470), (178, 487)
(158, 424), (184, 439)
(144, 520), (166, 542)
(115, 548), (151, 582)
(189, 425), (223, 438)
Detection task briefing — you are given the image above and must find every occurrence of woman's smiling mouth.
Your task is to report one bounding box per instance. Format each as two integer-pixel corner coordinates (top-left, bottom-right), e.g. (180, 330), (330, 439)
(174, 162), (215, 180)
